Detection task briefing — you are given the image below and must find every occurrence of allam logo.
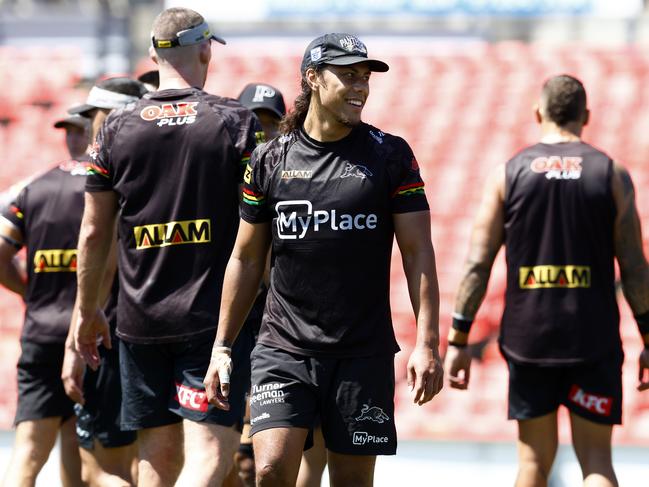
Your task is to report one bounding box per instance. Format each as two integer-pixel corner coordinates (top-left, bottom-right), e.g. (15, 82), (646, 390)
(33, 249), (77, 273)
(133, 219), (211, 250)
(275, 200), (378, 240)
(519, 265), (590, 289)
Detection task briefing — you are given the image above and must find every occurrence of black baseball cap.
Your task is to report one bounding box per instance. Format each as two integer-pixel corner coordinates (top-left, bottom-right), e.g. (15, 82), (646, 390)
(238, 83), (286, 119)
(53, 114), (89, 130)
(301, 33), (389, 75)
(137, 70), (160, 90)
(69, 77), (148, 117)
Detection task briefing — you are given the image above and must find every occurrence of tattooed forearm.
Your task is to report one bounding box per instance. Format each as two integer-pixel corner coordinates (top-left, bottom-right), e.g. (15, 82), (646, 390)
(454, 260), (494, 319)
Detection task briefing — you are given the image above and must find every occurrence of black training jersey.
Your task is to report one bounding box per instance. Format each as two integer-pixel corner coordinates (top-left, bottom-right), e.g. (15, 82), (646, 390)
(241, 123), (429, 358)
(501, 141), (620, 365)
(86, 88), (261, 344)
(1, 161), (88, 344)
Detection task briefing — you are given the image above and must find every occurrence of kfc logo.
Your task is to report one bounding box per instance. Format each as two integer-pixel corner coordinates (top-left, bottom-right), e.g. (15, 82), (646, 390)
(568, 386), (612, 416)
(175, 383), (208, 412)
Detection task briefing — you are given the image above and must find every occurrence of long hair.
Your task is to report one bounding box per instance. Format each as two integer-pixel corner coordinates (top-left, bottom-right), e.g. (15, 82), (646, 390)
(280, 69), (320, 134)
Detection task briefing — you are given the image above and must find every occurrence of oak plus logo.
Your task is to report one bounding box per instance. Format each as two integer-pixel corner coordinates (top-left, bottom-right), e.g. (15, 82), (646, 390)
(133, 219), (211, 250)
(530, 156), (582, 180)
(569, 385), (612, 416)
(519, 265), (590, 289)
(33, 249), (77, 273)
(140, 102), (198, 127)
(275, 200), (378, 240)
(175, 383), (208, 412)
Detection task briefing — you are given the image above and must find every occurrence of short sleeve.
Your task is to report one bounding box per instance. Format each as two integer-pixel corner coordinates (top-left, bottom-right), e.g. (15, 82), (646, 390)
(240, 145), (271, 223)
(235, 110), (264, 183)
(1, 186), (27, 237)
(389, 139), (430, 214)
(85, 119), (114, 192)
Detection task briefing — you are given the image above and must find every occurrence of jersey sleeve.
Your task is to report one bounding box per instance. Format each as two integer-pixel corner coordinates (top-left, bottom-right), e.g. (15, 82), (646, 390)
(240, 145), (271, 224)
(389, 139), (430, 214)
(85, 116), (115, 192)
(235, 109), (264, 183)
(1, 186), (27, 238)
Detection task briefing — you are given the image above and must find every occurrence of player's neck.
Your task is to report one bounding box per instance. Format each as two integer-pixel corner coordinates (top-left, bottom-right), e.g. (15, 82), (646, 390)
(303, 105), (353, 142)
(540, 121), (582, 144)
(156, 65), (206, 91)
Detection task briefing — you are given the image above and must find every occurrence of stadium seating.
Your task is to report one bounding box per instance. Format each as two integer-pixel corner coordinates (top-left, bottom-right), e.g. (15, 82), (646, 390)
(1, 42), (648, 445)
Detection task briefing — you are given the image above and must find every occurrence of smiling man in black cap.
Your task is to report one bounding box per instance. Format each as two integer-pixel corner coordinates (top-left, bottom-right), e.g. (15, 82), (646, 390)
(73, 7), (260, 487)
(204, 33), (444, 486)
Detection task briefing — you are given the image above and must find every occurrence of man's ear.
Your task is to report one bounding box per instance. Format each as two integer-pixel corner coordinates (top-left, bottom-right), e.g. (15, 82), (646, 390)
(533, 103), (542, 125)
(199, 42), (211, 65)
(582, 108), (590, 127)
(305, 67), (320, 91)
(149, 45), (159, 65)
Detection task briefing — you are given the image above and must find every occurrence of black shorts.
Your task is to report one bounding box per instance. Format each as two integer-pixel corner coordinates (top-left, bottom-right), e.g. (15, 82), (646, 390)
(14, 339), (75, 425)
(119, 326), (253, 431)
(75, 336), (137, 450)
(508, 354), (623, 425)
(249, 343), (396, 456)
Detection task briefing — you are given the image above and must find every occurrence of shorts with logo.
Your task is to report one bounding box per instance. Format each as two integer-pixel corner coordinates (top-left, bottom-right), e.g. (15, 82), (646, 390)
(75, 336), (137, 450)
(119, 325), (253, 431)
(507, 354), (623, 425)
(249, 343), (396, 455)
(14, 339), (75, 425)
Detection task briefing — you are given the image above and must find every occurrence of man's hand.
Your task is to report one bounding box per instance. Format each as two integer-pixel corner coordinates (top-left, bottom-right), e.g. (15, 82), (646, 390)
(445, 345), (472, 390)
(407, 344), (444, 406)
(203, 347), (233, 411)
(638, 347), (649, 391)
(61, 346), (86, 404)
(74, 307), (111, 371)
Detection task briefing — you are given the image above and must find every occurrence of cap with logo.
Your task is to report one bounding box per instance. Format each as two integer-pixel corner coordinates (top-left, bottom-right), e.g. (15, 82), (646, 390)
(152, 21), (226, 49)
(301, 33), (389, 75)
(69, 77), (148, 118)
(53, 114), (89, 130)
(238, 83), (286, 120)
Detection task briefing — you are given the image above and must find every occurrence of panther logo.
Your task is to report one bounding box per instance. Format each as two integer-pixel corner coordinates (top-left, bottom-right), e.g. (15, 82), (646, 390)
(340, 163), (373, 180)
(355, 404), (390, 424)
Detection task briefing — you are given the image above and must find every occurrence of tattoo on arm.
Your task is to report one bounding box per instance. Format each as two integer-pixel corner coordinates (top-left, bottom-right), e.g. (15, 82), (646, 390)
(614, 165), (649, 315)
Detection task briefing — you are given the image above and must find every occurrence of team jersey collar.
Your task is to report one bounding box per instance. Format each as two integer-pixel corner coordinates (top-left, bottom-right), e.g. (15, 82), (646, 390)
(299, 123), (363, 150)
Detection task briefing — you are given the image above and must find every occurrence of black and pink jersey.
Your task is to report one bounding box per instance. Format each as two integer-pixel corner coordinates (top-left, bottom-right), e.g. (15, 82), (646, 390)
(1, 161), (88, 343)
(86, 88), (261, 344)
(501, 141), (620, 365)
(241, 123), (429, 357)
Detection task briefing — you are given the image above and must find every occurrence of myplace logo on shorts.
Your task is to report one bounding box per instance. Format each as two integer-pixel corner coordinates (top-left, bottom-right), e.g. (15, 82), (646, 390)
(352, 431), (389, 446)
(275, 200), (378, 240)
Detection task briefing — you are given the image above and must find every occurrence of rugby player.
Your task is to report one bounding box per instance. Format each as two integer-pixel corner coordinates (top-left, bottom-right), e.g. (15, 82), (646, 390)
(205, 33), (444, 486)
(444, 75), (649, 487)
(0, 119), (92, 487)
(73, 7), (261, 487)
(62, 77), (147, 487)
